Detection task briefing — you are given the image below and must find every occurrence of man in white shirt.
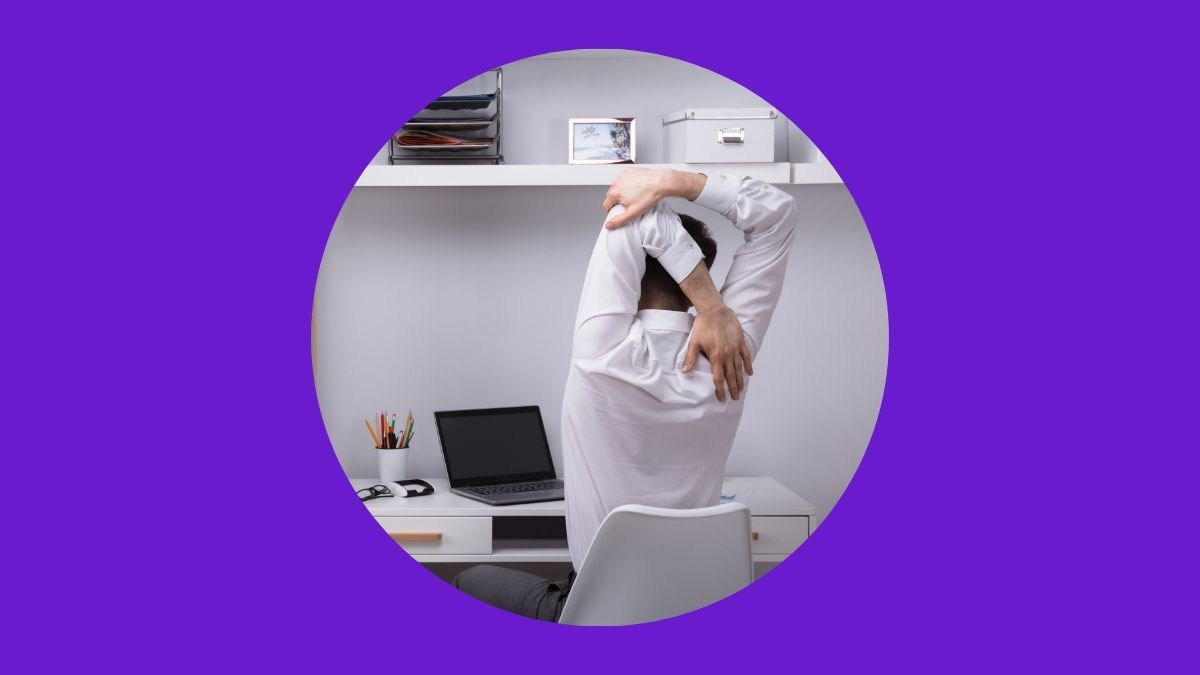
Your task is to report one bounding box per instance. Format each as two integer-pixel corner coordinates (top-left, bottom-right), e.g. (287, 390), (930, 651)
(453, 168), (797, 621)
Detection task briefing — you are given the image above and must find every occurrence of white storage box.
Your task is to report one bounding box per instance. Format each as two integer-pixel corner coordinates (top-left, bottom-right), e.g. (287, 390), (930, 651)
(663, 108), (777, 163)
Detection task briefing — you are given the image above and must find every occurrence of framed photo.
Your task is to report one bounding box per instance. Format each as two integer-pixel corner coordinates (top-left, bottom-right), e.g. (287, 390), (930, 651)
(568, 118), (636, 164)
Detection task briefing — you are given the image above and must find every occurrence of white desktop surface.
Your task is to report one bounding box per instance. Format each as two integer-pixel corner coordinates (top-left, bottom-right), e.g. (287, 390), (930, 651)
(351, 477), (815, 517)
(353, 476), (814, 565)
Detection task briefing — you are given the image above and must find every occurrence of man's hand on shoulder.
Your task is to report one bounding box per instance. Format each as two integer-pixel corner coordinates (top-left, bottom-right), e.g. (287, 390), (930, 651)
(683, 306), (753, 403)
(602, 168), (706, 229)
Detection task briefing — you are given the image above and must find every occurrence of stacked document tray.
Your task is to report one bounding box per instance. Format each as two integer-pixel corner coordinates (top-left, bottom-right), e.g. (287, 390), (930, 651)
(389, 69), (503, 164)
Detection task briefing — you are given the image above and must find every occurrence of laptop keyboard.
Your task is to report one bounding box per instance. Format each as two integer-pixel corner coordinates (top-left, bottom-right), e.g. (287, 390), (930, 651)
(466, 480), (563, 496)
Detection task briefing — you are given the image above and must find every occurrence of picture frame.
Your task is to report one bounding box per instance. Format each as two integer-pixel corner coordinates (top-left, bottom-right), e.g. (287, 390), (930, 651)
(568, 118), (636, 164)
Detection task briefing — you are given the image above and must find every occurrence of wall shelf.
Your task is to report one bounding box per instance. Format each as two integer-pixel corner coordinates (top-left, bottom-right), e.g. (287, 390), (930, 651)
(790, 162), (842, 185)
(354, 162), (841, 188)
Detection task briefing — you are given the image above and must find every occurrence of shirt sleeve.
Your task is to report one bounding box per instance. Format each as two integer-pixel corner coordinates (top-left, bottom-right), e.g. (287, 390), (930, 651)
(693, 173), (798, 360)
(572, 202), (705, 360)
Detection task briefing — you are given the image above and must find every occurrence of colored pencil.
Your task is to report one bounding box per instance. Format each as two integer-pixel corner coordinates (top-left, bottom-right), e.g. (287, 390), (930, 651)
(365, 419), (381, 448)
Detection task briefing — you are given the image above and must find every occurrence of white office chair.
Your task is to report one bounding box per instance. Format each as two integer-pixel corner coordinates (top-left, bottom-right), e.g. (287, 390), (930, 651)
(558, 502), (754, 626)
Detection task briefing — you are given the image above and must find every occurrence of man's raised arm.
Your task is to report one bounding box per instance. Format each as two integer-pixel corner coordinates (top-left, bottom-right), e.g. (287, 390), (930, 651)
(694, 173), (798, 361)
(605, 168), (798, 363)
(600, 168), (757, 402)
(571, 200), (706, 362)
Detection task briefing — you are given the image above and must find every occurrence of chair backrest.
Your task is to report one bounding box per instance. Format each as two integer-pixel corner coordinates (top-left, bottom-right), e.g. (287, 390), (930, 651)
(558, 502), (753, 626)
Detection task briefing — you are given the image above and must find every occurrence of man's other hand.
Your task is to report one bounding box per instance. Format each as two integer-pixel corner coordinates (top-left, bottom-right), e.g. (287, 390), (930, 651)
(683, 307), (753, 403)
(602, 168), (671, 229)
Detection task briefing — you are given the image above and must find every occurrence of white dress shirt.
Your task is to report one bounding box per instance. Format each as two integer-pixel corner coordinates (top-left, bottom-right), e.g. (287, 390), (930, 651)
(560, 173), (798, 570)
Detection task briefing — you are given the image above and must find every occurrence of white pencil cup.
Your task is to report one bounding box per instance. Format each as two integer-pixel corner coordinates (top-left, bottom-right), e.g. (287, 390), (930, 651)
(377, 447), (409, 483)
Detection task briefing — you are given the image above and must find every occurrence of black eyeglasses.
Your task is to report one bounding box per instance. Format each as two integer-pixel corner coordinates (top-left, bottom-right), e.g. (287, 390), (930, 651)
(357, 484), (393, 502)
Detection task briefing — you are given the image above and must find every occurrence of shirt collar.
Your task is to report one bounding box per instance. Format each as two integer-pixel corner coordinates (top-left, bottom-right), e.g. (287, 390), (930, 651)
(636, 309), (694, 333)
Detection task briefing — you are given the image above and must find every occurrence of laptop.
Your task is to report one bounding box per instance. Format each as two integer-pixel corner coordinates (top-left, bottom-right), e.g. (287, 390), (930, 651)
(434, 405), (565, 506)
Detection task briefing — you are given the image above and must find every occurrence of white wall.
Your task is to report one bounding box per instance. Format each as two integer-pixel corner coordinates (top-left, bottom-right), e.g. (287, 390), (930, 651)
(314, 184), (885, 525)
(317, 51), (886, 525)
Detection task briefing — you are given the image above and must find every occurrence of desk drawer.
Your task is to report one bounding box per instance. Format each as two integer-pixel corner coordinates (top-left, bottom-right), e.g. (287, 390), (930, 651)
(375, 517), (492, 555)
(750, 516), (809, 555)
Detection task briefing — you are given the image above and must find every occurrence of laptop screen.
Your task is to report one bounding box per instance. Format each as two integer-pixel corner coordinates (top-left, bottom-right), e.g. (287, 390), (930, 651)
(435, 406), (556, 487)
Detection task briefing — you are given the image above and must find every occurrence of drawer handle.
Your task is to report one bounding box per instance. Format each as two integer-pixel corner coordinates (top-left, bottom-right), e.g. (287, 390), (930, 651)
(388, 531), (443, 542)
(751, 531), (760, 541)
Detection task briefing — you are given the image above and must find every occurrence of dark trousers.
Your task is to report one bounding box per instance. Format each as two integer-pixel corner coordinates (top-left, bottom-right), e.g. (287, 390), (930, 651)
(452, 565), (576, 622)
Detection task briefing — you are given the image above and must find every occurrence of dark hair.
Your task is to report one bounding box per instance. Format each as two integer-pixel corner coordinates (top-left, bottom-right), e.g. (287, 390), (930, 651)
(640, 213), (718, 310)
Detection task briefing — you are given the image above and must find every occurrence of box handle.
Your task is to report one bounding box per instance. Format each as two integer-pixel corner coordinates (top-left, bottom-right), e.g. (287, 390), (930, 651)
(717, 128), (745, 144)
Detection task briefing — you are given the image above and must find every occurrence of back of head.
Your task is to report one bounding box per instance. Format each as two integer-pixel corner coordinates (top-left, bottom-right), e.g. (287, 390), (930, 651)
(640, 213), (717, 311)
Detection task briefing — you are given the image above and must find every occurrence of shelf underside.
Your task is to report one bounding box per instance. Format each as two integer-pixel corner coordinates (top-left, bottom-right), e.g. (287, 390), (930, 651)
(356, 162), (840, 187)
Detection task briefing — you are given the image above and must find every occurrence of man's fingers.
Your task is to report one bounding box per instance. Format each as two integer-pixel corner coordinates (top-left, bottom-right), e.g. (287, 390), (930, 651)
(712, 361), (726, 403)
(602, 192), (617, 212)
(741, 344), (754, 376)
(729, 355), (743, 400)
(605, 210), (632, 230)
(607, 205), (646, 229)
(725, 355), (741, 401)
(682, 340), (701, 373)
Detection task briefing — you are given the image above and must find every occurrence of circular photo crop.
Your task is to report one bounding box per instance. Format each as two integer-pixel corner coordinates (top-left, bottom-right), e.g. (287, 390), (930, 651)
(313, 49), (887, 625)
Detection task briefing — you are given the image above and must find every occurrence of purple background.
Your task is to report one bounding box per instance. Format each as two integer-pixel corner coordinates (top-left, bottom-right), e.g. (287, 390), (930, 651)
(6, 2), (1197, 672)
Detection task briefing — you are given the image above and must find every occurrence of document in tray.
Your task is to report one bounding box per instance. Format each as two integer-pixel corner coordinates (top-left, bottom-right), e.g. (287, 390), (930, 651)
(424, 94), (495, 110)
(394, 129), (493, 149)
(404, 116), (496, 131)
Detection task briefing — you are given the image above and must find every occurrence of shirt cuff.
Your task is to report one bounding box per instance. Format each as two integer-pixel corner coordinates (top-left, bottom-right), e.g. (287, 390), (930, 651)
(655, 233), (705, 284)
(693, 172), (739, 216)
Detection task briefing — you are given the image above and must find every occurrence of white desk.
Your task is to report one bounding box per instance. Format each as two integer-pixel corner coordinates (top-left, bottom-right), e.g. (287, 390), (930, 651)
(353, 477), (815, 566)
